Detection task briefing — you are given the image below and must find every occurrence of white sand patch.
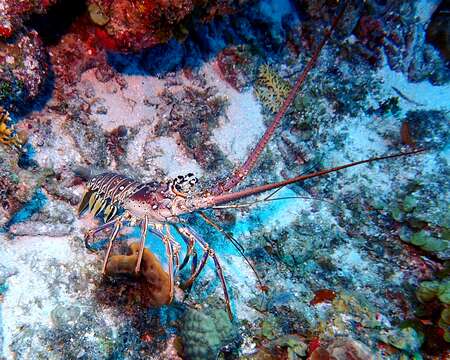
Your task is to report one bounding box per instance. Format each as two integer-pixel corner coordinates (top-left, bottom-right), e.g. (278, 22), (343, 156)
(26, 113), (83, 171)
(145, 136), (203, 178)
(331, 244), (384, 286)
(202, 62), (266, 164)
(0, 234), (74, 356)
(79, 69), (164, 132)
(331, 115), (390, 163)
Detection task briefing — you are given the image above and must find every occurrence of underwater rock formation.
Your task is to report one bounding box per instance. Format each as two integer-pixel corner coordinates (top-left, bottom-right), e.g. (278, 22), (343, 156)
(0, 143), (48, 227)
(0, 0), (58, 38)
(86, 0), (251, 52)
(0, 31), (48, 109)
(426, 1), (450, 61)
(319, 0), (450, 85)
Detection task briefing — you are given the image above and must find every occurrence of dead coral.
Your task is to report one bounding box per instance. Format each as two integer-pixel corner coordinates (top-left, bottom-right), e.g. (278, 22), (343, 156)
(155, 78), (230, 171)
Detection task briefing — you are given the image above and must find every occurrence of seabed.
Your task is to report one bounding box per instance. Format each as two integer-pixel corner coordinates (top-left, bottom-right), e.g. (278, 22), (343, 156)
(0, 0), (449, 359)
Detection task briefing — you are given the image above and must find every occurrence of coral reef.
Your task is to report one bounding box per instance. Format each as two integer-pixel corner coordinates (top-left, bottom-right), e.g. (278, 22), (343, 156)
(254, 64), (291, 113)
(325, 0), (450, 85)
(0, 107), (24, 148)
(86, 0), (251, 52)
(180, 307), (236, 360)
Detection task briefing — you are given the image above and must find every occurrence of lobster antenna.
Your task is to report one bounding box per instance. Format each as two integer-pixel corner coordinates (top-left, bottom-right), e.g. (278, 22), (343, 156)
(198, 211), (265, 289)
(212, 0), (348, 195)
(209, 148), (426, 206)
(212, 195), (335, 209)
(263, 156), (325, 201)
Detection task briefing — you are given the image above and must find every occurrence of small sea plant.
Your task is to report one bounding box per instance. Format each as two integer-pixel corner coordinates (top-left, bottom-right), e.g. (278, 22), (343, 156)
(254, 64), (291, 112)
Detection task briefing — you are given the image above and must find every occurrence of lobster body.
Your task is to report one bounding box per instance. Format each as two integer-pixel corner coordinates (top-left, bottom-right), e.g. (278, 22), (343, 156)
(79, 173), (197, 224)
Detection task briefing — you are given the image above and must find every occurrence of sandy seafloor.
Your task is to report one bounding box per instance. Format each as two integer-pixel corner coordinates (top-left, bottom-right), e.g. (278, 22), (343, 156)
(0, 0), (449, 359)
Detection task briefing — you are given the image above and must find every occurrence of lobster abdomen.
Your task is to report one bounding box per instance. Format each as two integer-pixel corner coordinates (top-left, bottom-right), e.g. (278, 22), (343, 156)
(78, 173), (141, 222)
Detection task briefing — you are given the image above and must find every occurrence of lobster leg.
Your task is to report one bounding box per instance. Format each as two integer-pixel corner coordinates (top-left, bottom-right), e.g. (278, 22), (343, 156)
(177, 226), (232, 320)
(101, 216), (125, 274)
(134, 215), (148, 273)
(183, 247), (209, 290)
(163, 224), (175, 302)
(176, 224), (196, 271)
(84, 217), (120, 251)
(148, 225), (176, 302)
(166, 225), (180, 275)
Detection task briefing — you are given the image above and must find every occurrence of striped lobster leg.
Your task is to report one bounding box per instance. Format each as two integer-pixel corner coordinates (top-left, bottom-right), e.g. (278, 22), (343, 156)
(176, 225), (232, 320)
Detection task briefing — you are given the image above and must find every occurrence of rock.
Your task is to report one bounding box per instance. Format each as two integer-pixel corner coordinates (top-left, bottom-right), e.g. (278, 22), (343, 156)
(403, 110), (449, 151)
(438, 279), (450, 304)
(0, 0), (59, 38)
(326, 338), (373, 360)
(50, 304), (81, 327)
(339, 0), (450, 84)
(272, 335), (308, 358)
(426, 2), (450, 61)
(0, 31), (48, 109)
(416, 280), (440, 303)
(86, 0), (258, 52)
(380, 327), (424, 353)
(9, 221), (73, 237)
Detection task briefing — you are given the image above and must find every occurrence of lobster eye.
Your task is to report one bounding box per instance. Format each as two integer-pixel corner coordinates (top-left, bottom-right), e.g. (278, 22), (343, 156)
(187, 173), (194, 177)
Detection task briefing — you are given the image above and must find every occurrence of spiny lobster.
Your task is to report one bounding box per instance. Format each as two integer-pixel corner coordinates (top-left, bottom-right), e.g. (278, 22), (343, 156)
(79, 3), (425, 320)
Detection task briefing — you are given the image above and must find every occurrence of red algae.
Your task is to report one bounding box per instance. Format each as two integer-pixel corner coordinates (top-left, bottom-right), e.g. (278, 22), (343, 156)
(310, 289), (337, 305)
